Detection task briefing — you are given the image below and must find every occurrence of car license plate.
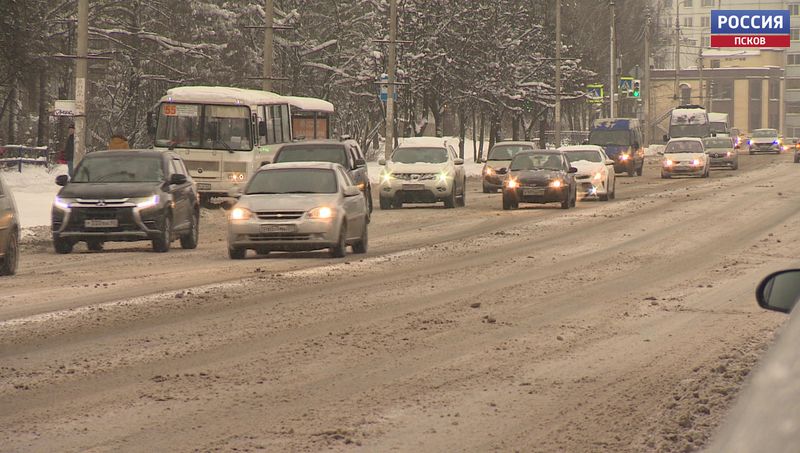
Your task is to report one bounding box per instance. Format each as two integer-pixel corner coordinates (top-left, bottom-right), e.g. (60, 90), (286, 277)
(197, 183), (212, 190)
(260, 224), (296, 234)
(85, 219), (118, 228)
(403, 184), (425, 191)
(523, 188), (545, 196)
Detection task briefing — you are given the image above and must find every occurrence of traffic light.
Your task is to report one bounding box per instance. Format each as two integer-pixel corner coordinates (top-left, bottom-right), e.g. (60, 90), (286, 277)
(632, 80), (641, 98)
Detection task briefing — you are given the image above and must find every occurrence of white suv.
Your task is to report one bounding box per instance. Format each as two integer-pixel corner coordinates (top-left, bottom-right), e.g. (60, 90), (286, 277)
(378, 138), (467, 209)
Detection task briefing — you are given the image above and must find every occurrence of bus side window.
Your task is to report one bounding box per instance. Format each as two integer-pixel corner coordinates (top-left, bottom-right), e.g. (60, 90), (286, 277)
(280, 105), (291, 143)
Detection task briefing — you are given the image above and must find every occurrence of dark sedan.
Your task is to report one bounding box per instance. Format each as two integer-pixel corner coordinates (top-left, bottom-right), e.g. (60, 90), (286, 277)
(51, 150), (200, 254)
(0, 174), (19, 275)
(501, 150), (578, 210)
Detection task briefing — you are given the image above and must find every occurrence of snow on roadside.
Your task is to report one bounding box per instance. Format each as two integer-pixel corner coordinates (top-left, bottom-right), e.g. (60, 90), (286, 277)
(2, 165), (66, 230)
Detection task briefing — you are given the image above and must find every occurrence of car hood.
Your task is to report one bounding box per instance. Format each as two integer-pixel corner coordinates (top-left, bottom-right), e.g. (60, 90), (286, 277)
(569, 160), (604, 176)
(58, 182), (162, 200)
(387, 162), (450, 174)
(664, 152), (706, 162)
(510, 169), (565, 183)
(599, 145), (631, 157)
(239, 193), (341, 213)
(484, 160), (512, 171)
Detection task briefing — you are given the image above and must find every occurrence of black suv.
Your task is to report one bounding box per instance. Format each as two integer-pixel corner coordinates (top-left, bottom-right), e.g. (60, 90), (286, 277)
(52, 150), (200, 253)
(0, 174), (19, 275)
(271, 140), (373, 214)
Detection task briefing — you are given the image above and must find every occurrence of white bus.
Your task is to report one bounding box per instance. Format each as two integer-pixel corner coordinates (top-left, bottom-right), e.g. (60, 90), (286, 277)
(708, 112), (730, 137)
(285, 96), (335, 140)
(152, 86), (293, 202)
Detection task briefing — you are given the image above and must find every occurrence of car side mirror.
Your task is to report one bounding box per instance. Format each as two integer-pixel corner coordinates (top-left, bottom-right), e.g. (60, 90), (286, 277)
(756, 269), (800, 313)
(496, 168), (508, 175)
(605, 159), (615, 165)
(169, 173), (188, 185)
(343, 186), (361, 197)
(146, 112), (156, 136)
(378, 158), (386, 166)
(354, 158), (366, 168)
(568, 167), (578, 174)
(56, 174), (69, 186)
(454, 158), (464, 166)
(259, 121), (268, 137)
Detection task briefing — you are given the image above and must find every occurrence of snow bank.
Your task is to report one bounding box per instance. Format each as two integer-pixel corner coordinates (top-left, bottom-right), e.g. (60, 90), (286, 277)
(2, 165), (67, 229)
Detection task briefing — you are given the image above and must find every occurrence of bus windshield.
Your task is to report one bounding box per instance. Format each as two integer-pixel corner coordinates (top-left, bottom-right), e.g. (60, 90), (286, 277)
(589, 130), (631, 147)
(155, 103), (253, 151)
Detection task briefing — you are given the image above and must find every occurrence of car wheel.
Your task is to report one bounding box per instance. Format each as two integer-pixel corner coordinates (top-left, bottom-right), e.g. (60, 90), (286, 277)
(502, 192), (516, 210)
(661, 171), (671, 179)
(0, 229), (19, 276)
(152, 214), (172, 253)
(393, 198), (403, 209)
(627, 164), (636, 177)
(561, 192), (571, 210)
(53, 236), (73, 254)
(636, 162), (643, 176)
(228, 246), (246, 260)
(482, 182), (492, 194)
(732, 160), (739, 170)
(180, 211), (200, 250)
(366, 187), (374, 214)
(609, 178), (616, 200)
(352, 224), (368, 254)
(379, 196), (392, 210)
(444, 188), (456, 208)
(457, 180), (467, 207)
(330, 222), (347, 258)
(794, 155), (800, 163)
(87, 240), (104, 252)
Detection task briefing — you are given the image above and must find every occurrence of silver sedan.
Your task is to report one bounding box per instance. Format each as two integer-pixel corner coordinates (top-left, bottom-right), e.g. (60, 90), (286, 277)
(227, 162), (369, 259)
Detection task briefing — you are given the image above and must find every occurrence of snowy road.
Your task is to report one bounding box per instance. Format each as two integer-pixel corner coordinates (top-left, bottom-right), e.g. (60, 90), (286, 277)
(0, 153), (797, 452)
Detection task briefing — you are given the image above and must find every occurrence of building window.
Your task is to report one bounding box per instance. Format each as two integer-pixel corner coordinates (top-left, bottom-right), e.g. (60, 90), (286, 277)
(684, 17), (693, 28)
(702, 36), (711, 48)
(769, 80), (780, 101)
(711, 59), (721, 68)
(787, 79), (800, 90)
(750, 79), (763, 130)
(793, 28), (800, 41)
(681, 84), (692, 105)
(791, 5), (800, 16)
(789, 54), (800, 65)
(665, 0), (672, 7)
(684, 0), (693, 6)
(787, 102), (800, 114)
(702, 0), (714, 6)
(711, 80), (733, 100)
(701, 17), (710, 28)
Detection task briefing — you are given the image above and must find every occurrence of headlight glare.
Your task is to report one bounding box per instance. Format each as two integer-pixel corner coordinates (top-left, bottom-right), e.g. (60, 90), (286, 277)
(54, 196), (72, 210)
(437, 171), (449, 184)
(308, 206), (335, 219)
(380, 172), (393, 184)
(506, 178), (519, 189)
(664, 159), (674, 167)
(593, 172), (603, 181)
(230, 207), (252, 221)
(135, 195), (160, 209)
(485, 167), (495, 176)
(550, 179), (564, 188)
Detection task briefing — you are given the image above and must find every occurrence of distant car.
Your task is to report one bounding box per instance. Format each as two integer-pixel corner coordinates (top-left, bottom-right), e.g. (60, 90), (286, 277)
(749, 128), (781, 154)
(0, 174), (19, 276)
(795, 141), (800, 163)
(378, 137), (467, 209)
(661, 138), (710, 179)
(271, 140), (373, 214)
(703, 136), (739, 170)
(502, 150), (578, 210)
(481, 141), (538, 193)
(560, 145), (616, 201)
(227, 162), (368, 259)
(51, 150), (200, 254)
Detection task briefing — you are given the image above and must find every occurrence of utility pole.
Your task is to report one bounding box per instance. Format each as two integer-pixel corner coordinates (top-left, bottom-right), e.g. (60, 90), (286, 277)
(263, 0), (274, 92)
(554, 0), (562, 147)
(644, 10), (652, 146)
(385, 0), (398, 159)
(609, 0), (616, 118)
(74, 0), (88, 165)
(674, 0), (681, 103)
(698, 34), (704, 108)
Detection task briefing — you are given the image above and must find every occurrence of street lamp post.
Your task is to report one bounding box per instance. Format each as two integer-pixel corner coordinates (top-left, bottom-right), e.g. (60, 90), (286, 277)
(554, 0), (562, 147)
(610, 0), (616, 118)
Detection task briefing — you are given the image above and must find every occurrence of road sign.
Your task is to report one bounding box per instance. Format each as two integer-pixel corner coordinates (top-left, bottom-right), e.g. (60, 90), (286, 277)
(379, 73), (398, 102)
(587, 84), (604, 104)
(619, 77), (634, 94)
(53, 100), (77, 117)
(711, 10), (790, 48)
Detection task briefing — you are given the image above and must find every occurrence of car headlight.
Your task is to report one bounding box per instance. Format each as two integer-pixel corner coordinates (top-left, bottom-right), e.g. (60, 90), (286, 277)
(437, 171), (449, 184)
(691, 159), (701, 167)
(380, 171), (393, 184)
(549, 179), (564, 188)
(593, 172), (603, 181)
(619, 154), (630, 162)
(54, 196), (73, 210)
(726, 152), (734, 158)
(230, 207), (252, 221)
(308, 206), (335, 220)
(484, 167), (496, 176)
(133, 195), (160, 210)
(664, 159), (674, 167)
(506, 178), (519, 189)
(227, 172), (247, 182)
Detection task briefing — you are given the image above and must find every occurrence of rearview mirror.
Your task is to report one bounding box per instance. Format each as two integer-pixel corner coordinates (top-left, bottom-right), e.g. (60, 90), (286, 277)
(56, 174), (69, 186)
(378, 158), (386, 166)
(343, 186), (361, 197)
(169, 173), (188, 185)
(605, 159), (615, 166)
(354, 158), (366, 168)
(454, 158), (464, 166)
(756, 269), (800, 313)
(568, 167), (578, 174)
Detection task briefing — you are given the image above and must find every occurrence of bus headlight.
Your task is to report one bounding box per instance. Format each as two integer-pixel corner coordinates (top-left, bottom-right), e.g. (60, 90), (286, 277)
(227, 172), (247, 182)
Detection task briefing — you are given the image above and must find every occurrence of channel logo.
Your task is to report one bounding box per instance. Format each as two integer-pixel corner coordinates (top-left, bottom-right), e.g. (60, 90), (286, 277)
(710, 10), (790, 48)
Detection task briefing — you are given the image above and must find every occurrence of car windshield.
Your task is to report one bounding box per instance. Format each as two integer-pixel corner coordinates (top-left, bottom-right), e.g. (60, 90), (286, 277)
(565, 150), (603, 163)
(710, 123), (727, 134)
(72, 156), (164, 183)
(703, 138), (732, 149)
(751, 130), (778, 138)
(488, 145), (532, 160)
(155, 103), (252, 151)
(665, 141), (703, 154)
(246, 169), (338, 194)
(510, 154), (563, 171)
(274, 146), (348, 167)
(588, 130), (631, 147)
(392, 147), (448, 164)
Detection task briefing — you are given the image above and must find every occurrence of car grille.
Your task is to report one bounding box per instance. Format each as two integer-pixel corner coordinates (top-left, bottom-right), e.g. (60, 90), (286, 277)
(255, 211), (305, 220)
(248, 233), (312, 241)
(393, 173), (437, 181)
(65, 207), (138, 232)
